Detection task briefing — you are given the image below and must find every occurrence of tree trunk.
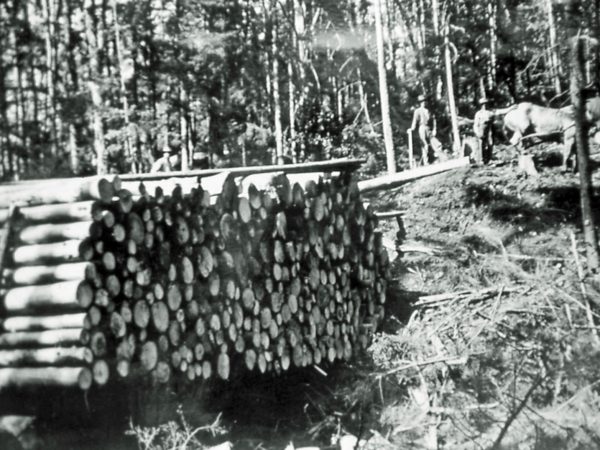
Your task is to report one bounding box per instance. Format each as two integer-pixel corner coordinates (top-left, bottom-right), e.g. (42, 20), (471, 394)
(288, 61), (296, 162)
(180, 86), (189, 171)
(0, 38), (8, 178)
(418, 0), (426, 49)
(547, 0), (562, 95)
(66, 0), (80, 174)
(596, 0), (600, 84)
(487, 0), (497, 91)
(111, 0), (134, 168)
(15, 42), (24, 177)
(271, 17), (284, 165)
(383, 0), (397, 78)
(374, 0), (396, 174)
(88, 82), (107, 175)
(68, 124), (78, 174)
(444, 17), (461, 155)
(570, 37), (600, 272)
(84, 0), (107, 175)
(431, 0), (443, 100)
(357, 68), (375, 134)
(42, 0), (59, 158)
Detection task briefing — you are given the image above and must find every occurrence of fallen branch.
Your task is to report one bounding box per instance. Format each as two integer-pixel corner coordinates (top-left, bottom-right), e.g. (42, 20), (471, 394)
(380, 354), (470, 377)
(520, 131), (563, 141)
(492, 376), (544, 449)
(570, 231), (600, 346)
(379, 235), (438, 256)
(414, 286), (522, 308)
(374, 210), (406, 219)
(553, 286), (600, 319)
(429, 402), (500, 415)
(490, 253), (567, 263)
(399, 243), (437, 255)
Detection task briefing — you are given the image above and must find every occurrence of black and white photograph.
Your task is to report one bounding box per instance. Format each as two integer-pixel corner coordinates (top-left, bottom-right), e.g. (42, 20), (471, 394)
(0, 0), (599, 448)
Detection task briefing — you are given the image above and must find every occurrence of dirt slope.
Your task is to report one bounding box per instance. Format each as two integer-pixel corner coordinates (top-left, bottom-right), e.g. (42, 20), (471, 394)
(362, 143), (600, 449)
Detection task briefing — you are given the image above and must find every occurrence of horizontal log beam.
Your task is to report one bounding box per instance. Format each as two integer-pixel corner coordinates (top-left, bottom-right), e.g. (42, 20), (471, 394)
(0, 367), (92, 390)
(17, 221), (94, 245)
(15, 201), (97, 224)
(120, 177), (199, 197)
(119, 158), (364, 181)
(0, 176), (117, 208)
(2, 280), (93, 313)
(358, 157), (470, 193)
(1, 313), (86, 332)
(374, 210), (406, 219)
(4, 262), (97, 286)
(0, 329), (83, 348)
(0, 347), (93, 367)
(12, 239), (91, 265)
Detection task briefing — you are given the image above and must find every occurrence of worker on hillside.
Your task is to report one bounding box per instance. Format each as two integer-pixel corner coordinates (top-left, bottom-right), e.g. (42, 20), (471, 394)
(473, 98), (495, 164)
(410, 94), (436, 165)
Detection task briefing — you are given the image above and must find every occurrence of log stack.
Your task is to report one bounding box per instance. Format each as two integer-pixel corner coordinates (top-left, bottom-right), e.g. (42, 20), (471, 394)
(0, 161), (390, 392)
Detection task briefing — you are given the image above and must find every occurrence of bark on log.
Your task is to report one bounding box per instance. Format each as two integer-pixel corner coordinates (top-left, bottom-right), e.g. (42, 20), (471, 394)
(0, 176), (117, 208)
(4, 262), (97, 286)
(120, 177), (199, 197)
(0, 328), (83, 348)
(0, 347), (93, 367)
(11, 201), (98, 224)
(1, 313), (86, 332)
(357, 157), (470, 193)
(2, 280), (93, 312)
(0, 367), (92, 390)
(17, 221), (94, 245)
(12, 239), (93, 265)
(119, 158), (365, 181)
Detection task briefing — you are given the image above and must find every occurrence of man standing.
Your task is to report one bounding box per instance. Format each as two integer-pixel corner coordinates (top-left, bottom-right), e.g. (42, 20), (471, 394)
(411, 94), (436, 165)
(150, 140), (181, 173)
(473, 98), (495, 164)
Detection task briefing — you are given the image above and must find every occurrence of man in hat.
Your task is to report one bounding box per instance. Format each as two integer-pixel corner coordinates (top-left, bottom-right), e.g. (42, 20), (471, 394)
(410, 94), (436, 165)
(473, 97), (495, 164)
(150, 139), (181, 172)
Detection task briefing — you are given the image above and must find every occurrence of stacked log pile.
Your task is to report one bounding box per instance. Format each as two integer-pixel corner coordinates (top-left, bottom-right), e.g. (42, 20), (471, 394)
(0, 161), (390, 391)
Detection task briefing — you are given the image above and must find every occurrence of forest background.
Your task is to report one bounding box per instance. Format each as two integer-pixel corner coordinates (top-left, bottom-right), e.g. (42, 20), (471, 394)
(0, 0), (597, 179)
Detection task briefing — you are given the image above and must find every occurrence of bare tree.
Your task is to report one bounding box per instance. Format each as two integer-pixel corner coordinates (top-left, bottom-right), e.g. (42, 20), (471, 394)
(570, 36), (600, 272)
(84, 0), (107, 175)
(271, 11), (284, 164)
(374, 0), (396, 173)
(444, 15), (461, 155)
(546, 0), (562, 95)
(111, 0), (134, 170)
